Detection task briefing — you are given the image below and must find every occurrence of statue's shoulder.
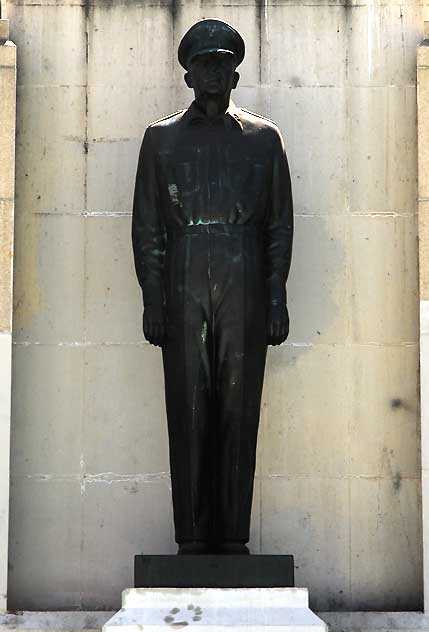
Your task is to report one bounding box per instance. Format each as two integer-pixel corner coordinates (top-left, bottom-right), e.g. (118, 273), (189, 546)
(147, 110), (186, 130)
(239, 107), (279, 132)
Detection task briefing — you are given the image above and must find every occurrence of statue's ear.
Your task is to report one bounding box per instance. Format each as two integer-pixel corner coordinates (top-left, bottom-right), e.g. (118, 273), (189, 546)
(232, 71), (240, 89)
(184, 72), (193, 89)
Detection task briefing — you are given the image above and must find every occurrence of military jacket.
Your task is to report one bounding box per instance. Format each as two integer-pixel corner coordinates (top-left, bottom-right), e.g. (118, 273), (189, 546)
(132, 100), (294, 310)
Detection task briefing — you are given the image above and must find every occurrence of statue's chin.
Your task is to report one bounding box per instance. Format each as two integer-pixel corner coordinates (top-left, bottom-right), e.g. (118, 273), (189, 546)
(204, 84), (224, 95)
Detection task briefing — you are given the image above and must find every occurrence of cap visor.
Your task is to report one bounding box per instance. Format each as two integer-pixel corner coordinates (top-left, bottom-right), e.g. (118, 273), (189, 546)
(188, 48), (235, 63)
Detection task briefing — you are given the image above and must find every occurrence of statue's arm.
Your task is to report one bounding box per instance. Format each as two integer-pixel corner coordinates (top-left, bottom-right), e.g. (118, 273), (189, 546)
(264, 128), (294, 346)
(132, 127), (166, 347)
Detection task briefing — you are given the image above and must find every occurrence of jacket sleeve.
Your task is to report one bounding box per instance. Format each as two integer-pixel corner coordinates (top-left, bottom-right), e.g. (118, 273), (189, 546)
(132, 126), (166, 310)
(264, 127), (294, 307)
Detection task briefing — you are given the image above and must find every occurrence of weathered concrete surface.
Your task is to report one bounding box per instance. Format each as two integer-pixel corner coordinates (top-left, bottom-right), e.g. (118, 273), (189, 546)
(418, 27), (429, 612)
(103, 587), (327, 632)
(3, 0), (424, 612)
(0, 18), (16, 614)
(5, 611), (429, 632)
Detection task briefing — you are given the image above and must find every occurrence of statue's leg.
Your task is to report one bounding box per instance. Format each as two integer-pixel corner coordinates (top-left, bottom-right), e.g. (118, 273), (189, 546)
(162, 234), (214, 548)
(210, 230), (268, 548)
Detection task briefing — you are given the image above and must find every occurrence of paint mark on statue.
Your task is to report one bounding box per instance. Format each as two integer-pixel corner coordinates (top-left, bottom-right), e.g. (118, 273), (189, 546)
(164, 605), (203, 627)
(168, 184), (181, 206)
(201, 321), (207, 343)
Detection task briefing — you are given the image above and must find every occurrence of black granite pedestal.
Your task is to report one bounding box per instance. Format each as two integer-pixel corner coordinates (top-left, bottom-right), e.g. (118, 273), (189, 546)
(134, 555), (294, 588)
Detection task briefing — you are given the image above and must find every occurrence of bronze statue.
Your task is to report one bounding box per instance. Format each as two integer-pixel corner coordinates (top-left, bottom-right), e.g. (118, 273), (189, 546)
(132, 19), (293, 555)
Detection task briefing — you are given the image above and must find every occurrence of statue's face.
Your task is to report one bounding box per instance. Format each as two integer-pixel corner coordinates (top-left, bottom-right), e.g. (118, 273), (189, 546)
(186, 51), (239, 99)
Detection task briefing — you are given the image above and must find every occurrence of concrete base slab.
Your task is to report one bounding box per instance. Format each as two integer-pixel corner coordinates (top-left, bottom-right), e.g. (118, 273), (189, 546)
(102, 587), (326, 632)
(3, 610), (429, 632)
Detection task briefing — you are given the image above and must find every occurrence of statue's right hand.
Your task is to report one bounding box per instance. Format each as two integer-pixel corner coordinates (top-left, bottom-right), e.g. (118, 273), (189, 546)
(143, 306), (166, 347)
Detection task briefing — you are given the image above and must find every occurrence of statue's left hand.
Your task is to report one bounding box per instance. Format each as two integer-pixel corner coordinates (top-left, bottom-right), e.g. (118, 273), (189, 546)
(267, 303), (289, 346)
(143, 306), (166, 347)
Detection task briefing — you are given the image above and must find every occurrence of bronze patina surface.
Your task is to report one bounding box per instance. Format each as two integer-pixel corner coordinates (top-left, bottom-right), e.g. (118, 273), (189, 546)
(132, 19), (293, 554)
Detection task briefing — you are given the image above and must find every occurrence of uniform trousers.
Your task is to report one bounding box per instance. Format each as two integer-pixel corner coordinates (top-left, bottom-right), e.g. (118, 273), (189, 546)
(162, 223), (268, 545)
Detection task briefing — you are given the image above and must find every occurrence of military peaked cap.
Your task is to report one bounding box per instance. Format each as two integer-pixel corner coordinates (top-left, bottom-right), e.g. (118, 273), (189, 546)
(178, 19), (245, 70)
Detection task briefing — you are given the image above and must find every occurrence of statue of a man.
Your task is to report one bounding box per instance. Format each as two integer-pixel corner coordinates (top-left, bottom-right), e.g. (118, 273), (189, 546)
(132, 19), (293, 555)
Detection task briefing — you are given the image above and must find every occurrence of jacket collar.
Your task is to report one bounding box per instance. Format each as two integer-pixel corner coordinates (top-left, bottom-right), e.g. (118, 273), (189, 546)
(182, 99), (243, 130)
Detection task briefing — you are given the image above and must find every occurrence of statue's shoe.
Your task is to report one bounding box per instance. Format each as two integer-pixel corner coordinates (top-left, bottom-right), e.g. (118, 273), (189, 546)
(177, 541), (210, 555)
(217, 541), (250, 555)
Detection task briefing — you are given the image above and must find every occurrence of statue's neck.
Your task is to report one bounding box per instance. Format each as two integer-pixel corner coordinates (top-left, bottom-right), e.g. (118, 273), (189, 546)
(195, 93), (231, 119)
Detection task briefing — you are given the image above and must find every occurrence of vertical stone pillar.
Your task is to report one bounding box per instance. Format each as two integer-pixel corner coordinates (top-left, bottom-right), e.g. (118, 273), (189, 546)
(0, 19), (16, 613)
(418, 20), (429, 614)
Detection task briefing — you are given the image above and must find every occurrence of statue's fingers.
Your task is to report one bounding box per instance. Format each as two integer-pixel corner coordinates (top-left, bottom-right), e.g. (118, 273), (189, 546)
(157, 323), (166, 346)
(153, 323), (161, 345)
(143, 315), (149, 337)
(145, 322), (155, 345)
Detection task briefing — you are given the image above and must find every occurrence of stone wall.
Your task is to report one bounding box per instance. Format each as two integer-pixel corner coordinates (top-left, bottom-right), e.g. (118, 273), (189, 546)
(4, 0), (424, 612)
(0, 17), (16, 614)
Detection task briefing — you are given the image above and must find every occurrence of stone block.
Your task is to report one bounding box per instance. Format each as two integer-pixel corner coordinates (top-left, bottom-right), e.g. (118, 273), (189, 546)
(347, 5), (424, 87)
(12, 214), (85, 343)
(261, 477), (350, 611)
(88, 5), (173, 90)
(348, 86), (417, 214)
(80, 480), (175, 610)
(349, 214), (419, 344)
(420, 301), (429, 473)
(0, 66), (16, 200)
(15, 137), (85, 216)
(349, 344), (420, 479)
(173, 83), (196, 112)
(418, 68), (429, 200)
(86, 139), (140, 213)
(347, 0), (425, 6)
(0, 19), (9, 42)
(266, 5), (346, 87)
(0, 333), (11, 612)
(10, 344), (84, 476)
(260, 344), (351, 478)
(0, 200), (14, 333)
(8, 478), (82, 610)
(350, 477), (423, 610)
(0, 40), (16, 67)
(270, 87), (347, 216)
(9, 5), (86, 86)
(134, 555), (294, 588)
(418, 42), (429, 68)
(88, 85), (175, 141)
(6, 0), (84, 5)
(104, 587), (326, 632)
(287, 216), (348, 345)
(233, 85), (272, 119)
(82, 344), (169, 475)
(419, 201), (429, 300)
(0, 334), (12, 433)
(84, 215), (142, 344)
(15, 85), (86, 215)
